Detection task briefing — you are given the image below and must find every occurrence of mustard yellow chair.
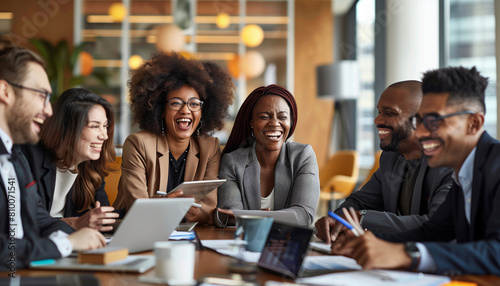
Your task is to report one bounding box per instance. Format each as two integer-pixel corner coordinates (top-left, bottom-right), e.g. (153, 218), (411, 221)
(359, 150), (382, 189)
(318, 150), (359, 215)
(104, 156), (122, 206)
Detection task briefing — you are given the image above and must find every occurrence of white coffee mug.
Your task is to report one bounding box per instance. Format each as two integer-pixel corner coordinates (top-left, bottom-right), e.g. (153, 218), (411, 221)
(154, 241), (195, 283)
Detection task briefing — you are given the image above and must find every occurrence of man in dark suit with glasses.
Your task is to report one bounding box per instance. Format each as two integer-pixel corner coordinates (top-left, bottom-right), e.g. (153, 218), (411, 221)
(0, 43), (106, 270)
(333, 66), (500, 276)
(316, 80), (453, 244)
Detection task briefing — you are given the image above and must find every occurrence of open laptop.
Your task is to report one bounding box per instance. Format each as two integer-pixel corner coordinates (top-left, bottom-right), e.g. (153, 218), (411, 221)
(257, 222), (335, 278)
(108, 198), (194, 253)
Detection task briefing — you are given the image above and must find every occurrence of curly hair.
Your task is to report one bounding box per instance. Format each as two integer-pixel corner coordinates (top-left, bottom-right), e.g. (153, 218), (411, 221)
(422, 66), (488, 113)
(41, 88), (116, 212)
(223, 84), (298, 155)
(200, 61), (235, 133)
(128, 52), (235, 135)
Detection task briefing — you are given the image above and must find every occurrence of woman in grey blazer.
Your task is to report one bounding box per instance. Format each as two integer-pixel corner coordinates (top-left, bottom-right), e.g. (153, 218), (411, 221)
(215, 85), (320, 227)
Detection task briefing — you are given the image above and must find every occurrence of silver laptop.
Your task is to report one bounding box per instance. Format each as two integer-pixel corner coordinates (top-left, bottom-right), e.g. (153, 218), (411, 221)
(108, 198), (194, 253)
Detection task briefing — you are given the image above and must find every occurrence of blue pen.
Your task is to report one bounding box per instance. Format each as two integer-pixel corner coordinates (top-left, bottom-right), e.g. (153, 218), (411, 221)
(328, 211), (360, 237)
(30, 259), (56, 267)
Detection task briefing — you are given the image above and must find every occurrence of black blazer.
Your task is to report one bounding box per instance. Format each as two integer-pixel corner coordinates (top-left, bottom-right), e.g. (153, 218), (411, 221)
(337, 152), (453, 232)
(0, 141), (74, 269)
(380, 132), (500, 276)
(20, 143), (109, 217)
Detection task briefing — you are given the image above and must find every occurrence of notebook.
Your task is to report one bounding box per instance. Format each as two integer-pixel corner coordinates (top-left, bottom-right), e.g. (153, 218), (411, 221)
(29, 255), (155, 273)
(258, 221), (333, 278)
(107, 197), (194, 253)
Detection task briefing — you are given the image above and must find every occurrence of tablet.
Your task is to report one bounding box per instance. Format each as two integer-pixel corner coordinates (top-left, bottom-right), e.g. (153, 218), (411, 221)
(258, 221), (314, 278)
(170, 179), (226, 200)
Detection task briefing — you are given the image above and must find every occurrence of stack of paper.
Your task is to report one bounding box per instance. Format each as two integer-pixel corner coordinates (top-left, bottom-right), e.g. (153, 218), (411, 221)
(169, 230), (196, 240)
(295, 270), (450, 286)
(201, 239), (362, 273)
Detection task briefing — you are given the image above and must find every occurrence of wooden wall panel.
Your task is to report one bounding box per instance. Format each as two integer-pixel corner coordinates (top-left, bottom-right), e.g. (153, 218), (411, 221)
(294, 0), (334, 166)
(1, 0), (74, 47)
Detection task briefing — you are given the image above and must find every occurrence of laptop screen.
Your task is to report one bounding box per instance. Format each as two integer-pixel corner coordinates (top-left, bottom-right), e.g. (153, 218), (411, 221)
(257, 222), (313, 278)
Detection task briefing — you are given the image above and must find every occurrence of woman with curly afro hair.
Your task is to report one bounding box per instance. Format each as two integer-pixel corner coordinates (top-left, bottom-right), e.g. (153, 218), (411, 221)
(113, 53), (234, 225)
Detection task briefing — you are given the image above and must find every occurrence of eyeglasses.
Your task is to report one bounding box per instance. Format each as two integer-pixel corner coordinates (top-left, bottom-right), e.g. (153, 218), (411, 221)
(167, 97), (203, 112)
(6, 80), (52, 107)
(411, 110), (475, 132)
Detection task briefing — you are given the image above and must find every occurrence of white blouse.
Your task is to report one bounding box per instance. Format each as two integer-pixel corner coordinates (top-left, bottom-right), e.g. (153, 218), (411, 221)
(260, 188), (275, 210)
(50, 168), (78, 217)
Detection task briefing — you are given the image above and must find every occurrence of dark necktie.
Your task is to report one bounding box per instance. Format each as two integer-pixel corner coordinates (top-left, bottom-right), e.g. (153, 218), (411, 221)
(9, 145), (32, 189)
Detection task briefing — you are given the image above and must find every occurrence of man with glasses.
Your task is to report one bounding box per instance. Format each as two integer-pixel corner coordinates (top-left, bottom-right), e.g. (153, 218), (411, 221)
(333, 66), (500, 276)
(316, 81), (453, 244)
(0, 44), (105, 269)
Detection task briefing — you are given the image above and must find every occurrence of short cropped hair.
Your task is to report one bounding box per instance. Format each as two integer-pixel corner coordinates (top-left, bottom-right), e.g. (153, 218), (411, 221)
(422, 66), (488, 113)
(223, 84), (298, 155)
(128, 52), (234, 135)
(388, 80), (423, 115)
(0, 45), (45, 87)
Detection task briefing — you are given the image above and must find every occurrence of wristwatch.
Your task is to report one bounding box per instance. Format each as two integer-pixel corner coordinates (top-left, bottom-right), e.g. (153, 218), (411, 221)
(404, 242), (421, 271)
(358, 210), (367, 227)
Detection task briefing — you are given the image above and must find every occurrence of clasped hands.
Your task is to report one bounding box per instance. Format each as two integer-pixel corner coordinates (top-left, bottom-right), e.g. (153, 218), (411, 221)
(62, 201), (119, 232)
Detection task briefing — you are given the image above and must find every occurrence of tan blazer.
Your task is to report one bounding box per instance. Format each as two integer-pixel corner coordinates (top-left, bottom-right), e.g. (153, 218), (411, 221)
(113, 130), (221, 225)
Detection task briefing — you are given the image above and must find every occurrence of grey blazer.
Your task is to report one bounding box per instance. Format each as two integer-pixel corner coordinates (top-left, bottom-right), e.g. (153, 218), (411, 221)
(336, 151), (453, 233)
(215, 142), (320, 227)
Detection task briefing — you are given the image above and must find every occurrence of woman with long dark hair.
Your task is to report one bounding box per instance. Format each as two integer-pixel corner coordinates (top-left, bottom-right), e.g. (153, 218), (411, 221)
(22, 88), (118, 231)
(215, 84), (320, 227)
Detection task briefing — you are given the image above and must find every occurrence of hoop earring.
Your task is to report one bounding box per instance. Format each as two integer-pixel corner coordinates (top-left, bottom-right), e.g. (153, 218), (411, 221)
(161, 119), (165, 136)
(196, 120), (203, 137)
(250, 127), (255, 138)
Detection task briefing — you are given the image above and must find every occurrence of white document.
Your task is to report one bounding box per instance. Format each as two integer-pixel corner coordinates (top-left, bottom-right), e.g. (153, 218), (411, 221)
(301, 255), (361, 271)
(295, 270), (450, 286)
(309, 241), (332, 254)
(232, 210), (300, 225)
(201, 239), (261, 263)
(201, 239), (362, 272)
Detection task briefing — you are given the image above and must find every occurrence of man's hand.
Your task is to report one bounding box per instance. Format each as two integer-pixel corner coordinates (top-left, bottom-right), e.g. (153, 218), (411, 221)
(335, 231), (412, 270)
(67, 227), (106, 251)
(315, 215), (348, 244)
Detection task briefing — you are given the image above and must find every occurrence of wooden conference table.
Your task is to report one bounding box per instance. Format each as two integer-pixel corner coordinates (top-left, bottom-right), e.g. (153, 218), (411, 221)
(5, 226), (500, 286)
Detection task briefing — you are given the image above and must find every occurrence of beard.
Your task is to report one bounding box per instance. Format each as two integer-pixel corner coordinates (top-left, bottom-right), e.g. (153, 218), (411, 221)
(7, 96), (40, 145)
(379, 121), (413, 152)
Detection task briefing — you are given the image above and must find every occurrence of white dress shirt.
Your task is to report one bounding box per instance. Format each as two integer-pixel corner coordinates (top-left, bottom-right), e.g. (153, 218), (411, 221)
(0, 128), (72, 256)
(0, 128), (23, 239)
(416, 147), (477, 272)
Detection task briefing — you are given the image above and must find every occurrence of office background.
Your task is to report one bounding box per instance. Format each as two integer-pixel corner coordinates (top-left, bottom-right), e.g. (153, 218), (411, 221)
(0, 0), (497, 171)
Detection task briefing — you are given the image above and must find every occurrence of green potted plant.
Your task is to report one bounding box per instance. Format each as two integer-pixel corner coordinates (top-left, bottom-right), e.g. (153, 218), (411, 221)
(29, 38), (86, 102)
